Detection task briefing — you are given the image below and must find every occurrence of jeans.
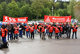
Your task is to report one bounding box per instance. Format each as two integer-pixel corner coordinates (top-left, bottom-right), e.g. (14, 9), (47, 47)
(19, 30), (22, 38)
(2, 37), (6, 43)
(31, 32), (34, 39)
(26, 31), (30, 38)
(34, 29), (37, 34)
(42, 32), (45, 40)
(72, 32), (77, 39)
(8, 32), (13, 40)
(40, 32), (42, 38)
(59, 32), (62, 37)
(46, 30), (49, 36)
(14, 34), (18, 40)
(49, 32), (53, 38)
(55, 33), (59, 39)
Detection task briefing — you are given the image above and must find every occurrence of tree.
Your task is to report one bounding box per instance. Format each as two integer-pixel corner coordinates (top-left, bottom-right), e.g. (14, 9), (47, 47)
(54, 2), (61, 9)
(74, 1), (80, 20)
(7, 0), (20, 17)
(41, 7), (51, 18)
(20, 4), (32, 20)
(31, 1), (44, 19)
(1, 2), (7, 16)
(67, 0), (76, 18)
(0, 4), (3, 20)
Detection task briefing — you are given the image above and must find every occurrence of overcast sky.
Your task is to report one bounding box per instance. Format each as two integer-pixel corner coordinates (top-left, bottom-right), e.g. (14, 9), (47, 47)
(55, 0), (80, 2)
(55, 0), (69, 2)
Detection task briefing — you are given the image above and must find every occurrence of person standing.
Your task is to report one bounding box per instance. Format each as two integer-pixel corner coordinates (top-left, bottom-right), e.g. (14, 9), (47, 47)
(38, 25), (42, 38)
(7, 24), (13, 40)
(48, 25), (53, 39)
(1, 25), (8, 43)
(25, 26), (30, 38)
(30, 26), (34, 39)
(14, 24), (19, 40)
(59, 24), (63, 37)
(67, 23), (72, 39)
(54, 25), (60, 39)
(19, 24), (23, 38)
(72, 23), (78, 39)
(34, 23), (38, 34)
(41, 26), (45, 40)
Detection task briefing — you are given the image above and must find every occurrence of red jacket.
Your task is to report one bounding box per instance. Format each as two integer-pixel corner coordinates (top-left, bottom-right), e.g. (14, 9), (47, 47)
(1, 28), (8, 37)
(49, 27), (53, 33)
(72, 25), (78, 32)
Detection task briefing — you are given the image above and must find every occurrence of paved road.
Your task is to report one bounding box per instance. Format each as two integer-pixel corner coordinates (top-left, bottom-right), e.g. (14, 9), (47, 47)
(0, 29), (80, 54)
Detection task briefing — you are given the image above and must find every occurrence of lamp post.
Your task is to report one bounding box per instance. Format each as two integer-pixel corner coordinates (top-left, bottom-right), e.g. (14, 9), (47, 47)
(52, 6), (53, 16)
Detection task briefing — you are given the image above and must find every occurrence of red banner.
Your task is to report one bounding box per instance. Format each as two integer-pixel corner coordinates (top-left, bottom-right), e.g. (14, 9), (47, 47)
(3, 16), (28, 23)
(44, 15), (71, 23)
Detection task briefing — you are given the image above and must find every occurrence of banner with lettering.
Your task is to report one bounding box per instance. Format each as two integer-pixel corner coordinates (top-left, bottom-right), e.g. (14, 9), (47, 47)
(3, 16), (28, 23)
(44, 15), (71, 23)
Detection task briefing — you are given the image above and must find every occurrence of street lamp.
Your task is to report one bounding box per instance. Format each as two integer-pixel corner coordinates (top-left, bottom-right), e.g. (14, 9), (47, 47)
(52, 6), (53, 16)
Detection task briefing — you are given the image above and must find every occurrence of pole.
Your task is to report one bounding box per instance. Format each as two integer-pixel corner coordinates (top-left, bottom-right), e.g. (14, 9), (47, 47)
(52, 6), (53, 16)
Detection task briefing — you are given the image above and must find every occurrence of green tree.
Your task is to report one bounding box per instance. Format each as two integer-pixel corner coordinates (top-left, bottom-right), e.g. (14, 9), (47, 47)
(41, 7), (51, 18)
(20, 4), (32, 20)
(7, 0), (20, 17)
(1, 2), (7, 16)
(31, 1), (44, 19)
(67, 0), (76, 18)
(74, 1), (80, 20)
(0, 4), (3, 20)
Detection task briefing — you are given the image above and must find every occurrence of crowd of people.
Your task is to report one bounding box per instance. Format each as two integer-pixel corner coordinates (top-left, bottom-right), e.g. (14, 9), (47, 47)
(0, 22), (78, 44)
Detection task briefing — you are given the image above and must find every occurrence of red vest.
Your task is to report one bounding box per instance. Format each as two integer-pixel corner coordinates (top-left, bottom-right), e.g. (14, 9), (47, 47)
(49, 27), (53, 32)
(25, 26), (29, 31)
(72, 25), (78, 32)
(1, 28), (7, 37)
(34, 25), (37, 30)
(54, 27), (60, 33)
(41, 27), (45, 32)
(38, 26), (41, 32)
(14, 27), (19, 34)
(30, 27), (34, 33)
(60, 26), (63, 32)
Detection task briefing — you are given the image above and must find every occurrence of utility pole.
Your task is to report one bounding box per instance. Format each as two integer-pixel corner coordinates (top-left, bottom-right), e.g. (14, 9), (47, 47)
(52, 6), (53, 16)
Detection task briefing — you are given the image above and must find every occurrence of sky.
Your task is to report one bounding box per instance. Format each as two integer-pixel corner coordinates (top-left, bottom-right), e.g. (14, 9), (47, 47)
(55, 0), (80, 2)
(55, 0), (69, 2)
